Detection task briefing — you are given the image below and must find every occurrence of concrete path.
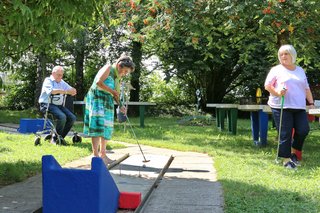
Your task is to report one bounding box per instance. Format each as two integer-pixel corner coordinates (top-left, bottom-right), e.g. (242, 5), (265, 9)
(0, 141), (224, 213)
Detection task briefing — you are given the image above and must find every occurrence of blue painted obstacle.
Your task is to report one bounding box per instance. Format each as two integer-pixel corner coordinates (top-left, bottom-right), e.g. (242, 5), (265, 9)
(42, 155), (119, 213)
(18, 118), (51, 134)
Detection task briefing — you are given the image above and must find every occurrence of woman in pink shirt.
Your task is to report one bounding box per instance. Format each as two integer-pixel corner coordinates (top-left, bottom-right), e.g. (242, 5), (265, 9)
(265, 44), (314, 169)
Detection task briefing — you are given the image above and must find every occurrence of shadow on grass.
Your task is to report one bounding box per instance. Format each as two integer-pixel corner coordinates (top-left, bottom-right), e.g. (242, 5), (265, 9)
(0, 147), (12, 153)
(221, 179), (319, 212)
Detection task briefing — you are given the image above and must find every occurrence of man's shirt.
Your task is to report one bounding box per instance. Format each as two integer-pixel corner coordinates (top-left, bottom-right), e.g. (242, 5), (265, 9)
(38, 75), (72, 104)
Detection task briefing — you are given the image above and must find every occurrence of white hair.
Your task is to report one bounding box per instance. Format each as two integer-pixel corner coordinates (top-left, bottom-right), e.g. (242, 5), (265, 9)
(278, 44), (297, 64)
(52, 66), (63, 73)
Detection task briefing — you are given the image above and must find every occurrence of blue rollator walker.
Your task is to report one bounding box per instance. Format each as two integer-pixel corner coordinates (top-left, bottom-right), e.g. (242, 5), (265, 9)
(117, 82), (150, 163)
(34, 94), (82, 146)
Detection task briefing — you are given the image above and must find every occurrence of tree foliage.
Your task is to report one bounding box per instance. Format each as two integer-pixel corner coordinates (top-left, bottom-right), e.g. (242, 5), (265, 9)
(0, 0), (106, 58)
(137, 0), (320, 104)
(0, 0), (109, 109)
(2, 0), (320, 110)
(2, 53), (37, 109)
(140, 71), (190, 104)
(103, 0), (158, 102)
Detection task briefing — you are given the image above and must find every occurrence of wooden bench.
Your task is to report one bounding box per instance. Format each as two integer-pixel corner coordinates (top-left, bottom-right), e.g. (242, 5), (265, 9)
(207, 103), (317, 145)
(73, 101), (156, 128)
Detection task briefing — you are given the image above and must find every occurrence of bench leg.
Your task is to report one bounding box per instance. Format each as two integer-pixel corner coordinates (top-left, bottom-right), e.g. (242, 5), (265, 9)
(216, 108), (220, 128)
(229, 109), (238, 135)
(218, 109), (226, 130)
(251, 110), (268, 146)
(139, 105), (145, 128)
(250, 111), (259, 142)
(259, 110), (268, 145)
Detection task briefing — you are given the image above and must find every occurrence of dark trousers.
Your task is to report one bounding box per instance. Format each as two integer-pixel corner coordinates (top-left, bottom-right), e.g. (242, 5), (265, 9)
(272, 108), (309, 158)
(48, 104), (76, 138)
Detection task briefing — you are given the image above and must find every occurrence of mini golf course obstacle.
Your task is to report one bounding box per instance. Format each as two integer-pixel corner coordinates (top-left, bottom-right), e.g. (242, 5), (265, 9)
(118, 192), (141, 210)
(42, 155), (141, 213)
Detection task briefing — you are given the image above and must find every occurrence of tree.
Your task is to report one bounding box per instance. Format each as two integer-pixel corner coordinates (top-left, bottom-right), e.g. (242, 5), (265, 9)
(0, 0), (107, 59)
(139, 0), (253, 104)
(2, 53), (38, 109)
(222, 0), (320, 91)
(1, 0), (109, 107)
(104, 0), (164, 103)
(3, 0), (320, 110)
(60, 26), (105, 101)
(141, 0), (320, 105)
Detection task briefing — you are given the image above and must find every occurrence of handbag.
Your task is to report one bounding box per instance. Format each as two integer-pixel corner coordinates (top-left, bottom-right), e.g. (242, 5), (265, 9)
(51, 94), (64, 105)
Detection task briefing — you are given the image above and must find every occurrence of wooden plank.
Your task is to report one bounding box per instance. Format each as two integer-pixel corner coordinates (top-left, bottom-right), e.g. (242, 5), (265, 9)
(238, 105), (265, 111)
(206, 103), (238, 108)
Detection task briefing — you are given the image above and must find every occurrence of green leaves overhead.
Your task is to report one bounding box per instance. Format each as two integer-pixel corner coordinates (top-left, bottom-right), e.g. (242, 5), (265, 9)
(2, 0), (320, 105)
(126, 0), (320, 102)
(0, 0), (107, 58)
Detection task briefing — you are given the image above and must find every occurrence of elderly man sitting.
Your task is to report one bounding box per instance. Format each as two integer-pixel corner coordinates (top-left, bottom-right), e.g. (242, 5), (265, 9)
(38, 66), (77, 145)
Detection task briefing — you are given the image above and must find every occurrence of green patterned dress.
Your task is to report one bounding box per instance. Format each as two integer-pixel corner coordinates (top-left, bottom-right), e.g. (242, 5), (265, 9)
(83, 65), (119, 139)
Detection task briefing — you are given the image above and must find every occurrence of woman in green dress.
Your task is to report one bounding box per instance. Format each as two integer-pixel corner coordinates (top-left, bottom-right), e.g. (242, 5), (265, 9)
(83, 55), (135, 164)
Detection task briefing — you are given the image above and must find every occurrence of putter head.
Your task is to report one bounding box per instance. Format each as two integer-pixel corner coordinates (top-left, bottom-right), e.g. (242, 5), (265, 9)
(274, 158), (280, 164)
(143, 160), (150, 163)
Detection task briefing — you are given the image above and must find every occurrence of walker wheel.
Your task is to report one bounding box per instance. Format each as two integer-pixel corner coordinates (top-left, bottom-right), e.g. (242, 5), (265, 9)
(34, 137), (41, 146)
(44, 134), (52, 141)
(72, 133), (82, 143)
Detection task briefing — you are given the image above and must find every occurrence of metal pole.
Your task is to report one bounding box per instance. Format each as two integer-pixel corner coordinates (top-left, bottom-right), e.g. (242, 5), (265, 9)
(275, 95), (285, 164)
(134, 155), (174, 213)
(126, 115), (150, 163)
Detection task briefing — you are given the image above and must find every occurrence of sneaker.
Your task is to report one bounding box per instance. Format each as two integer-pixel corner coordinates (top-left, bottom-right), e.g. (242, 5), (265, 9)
(284, 161), (297, 170)
(253, 141), (267, 148)
(253, 140), (260, 146)
(56, 137), (68, 146)
(290, 153), (301, 166)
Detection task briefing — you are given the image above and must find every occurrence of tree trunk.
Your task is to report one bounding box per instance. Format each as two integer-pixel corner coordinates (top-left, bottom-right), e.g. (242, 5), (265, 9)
(205, 78), (225, 103)
(277, 31), (289, 48)
(74, 50), (85, 101)
(203, 64), (238, 113)
(34, 52), (47, 108)
(129, 41), (142, 115)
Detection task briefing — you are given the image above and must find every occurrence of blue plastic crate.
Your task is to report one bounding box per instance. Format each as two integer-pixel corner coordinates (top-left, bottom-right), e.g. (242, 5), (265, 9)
(18, 118), (50, 134)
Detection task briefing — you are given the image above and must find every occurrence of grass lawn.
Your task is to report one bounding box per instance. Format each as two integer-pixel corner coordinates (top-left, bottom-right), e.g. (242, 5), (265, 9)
(1, 111), (320, 212)
(112, 117), (320, 212)
(0, 109), (40, 123)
